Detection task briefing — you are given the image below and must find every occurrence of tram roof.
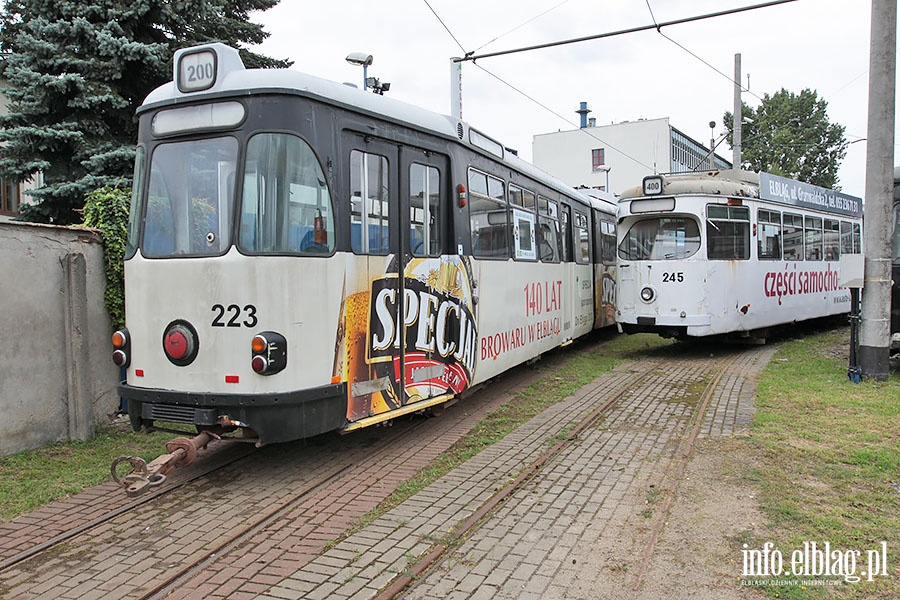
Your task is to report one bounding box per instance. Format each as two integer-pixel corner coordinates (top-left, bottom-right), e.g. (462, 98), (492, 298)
(619, 169), (760, 201)
(141, 43), (612, 214)
(619, 169), (862, 219)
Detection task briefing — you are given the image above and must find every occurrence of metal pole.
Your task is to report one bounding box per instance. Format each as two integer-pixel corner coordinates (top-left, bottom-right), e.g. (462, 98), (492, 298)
(849, 288), (861, 383)
(733, 53), (742, 169)
(859, 0), (896, 381)
(450, 58), (463, 120)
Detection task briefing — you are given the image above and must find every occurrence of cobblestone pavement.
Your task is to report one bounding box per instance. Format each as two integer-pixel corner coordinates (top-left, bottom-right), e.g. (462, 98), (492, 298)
(0, 340), (775, 600)
(0, 344), (580, 600)
(260, 344), (776, 600)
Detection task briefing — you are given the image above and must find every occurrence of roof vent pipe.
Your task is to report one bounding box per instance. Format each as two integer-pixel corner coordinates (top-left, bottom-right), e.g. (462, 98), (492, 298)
(576, 101), (591, 129)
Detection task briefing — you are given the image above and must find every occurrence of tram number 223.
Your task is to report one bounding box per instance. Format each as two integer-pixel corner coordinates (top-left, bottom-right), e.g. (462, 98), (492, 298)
(211, 304), (259, 328)
(662, 272), (684, 283)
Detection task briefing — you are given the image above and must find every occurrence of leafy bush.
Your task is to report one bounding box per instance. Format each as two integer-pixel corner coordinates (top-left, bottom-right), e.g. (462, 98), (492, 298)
(82, 186), (130, 329)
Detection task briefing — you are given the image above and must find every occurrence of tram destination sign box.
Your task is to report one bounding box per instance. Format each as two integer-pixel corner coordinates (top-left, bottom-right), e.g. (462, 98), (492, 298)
(759, 172), (862, 218)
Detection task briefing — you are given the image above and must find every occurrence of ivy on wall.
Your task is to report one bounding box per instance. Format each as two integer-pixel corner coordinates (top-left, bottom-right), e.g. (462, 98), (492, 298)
(81, 186), (130, 330)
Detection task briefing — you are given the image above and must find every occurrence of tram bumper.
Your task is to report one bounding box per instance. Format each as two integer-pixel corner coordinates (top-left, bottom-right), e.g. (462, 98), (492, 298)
(618, 313), (712, 337)
(118, 381), (348, 445)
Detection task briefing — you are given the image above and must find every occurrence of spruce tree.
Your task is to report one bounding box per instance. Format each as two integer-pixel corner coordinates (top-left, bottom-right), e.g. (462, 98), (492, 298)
(0, 0), (289, 224)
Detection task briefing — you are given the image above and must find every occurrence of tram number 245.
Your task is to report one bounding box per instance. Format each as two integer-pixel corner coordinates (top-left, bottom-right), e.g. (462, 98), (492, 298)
(661, 272), (685, 283)
(211, 304), (259, 328)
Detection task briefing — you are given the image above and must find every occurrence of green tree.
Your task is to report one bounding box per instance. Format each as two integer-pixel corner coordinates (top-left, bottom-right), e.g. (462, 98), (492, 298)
(724, 88), (848, 189)
(0, 0), (290, 225)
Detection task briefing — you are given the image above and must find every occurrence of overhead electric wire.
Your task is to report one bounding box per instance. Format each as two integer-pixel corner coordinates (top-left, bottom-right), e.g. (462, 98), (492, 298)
(473, 0), (573, 53)
(422, 0), (468, 56)
(425, 0), (814, 175)
(459, 0), (799, 62)
(472, 62), (655, 172)
(643, 0), (763, 102)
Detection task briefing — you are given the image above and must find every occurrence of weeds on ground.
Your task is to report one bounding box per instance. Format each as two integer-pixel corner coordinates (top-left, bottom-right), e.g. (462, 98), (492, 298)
(0, 425), (179, 522)
(746, 328), (900, 599)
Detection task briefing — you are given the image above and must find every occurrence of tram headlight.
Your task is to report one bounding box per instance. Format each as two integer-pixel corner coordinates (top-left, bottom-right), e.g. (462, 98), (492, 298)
(640, 286), (656, 303)
(251, 331), (287, 376)
(112, 328), (130, 368)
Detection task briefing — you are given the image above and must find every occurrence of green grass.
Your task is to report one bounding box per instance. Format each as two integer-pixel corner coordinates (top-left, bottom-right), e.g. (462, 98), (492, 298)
(0, 425), (183, 521)
(745, 327), (900, 599)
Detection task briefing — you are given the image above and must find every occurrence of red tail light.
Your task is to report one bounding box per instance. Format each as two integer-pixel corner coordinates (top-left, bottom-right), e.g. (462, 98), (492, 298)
(251, 332), (287, 375)
(111, 328), (130, 368)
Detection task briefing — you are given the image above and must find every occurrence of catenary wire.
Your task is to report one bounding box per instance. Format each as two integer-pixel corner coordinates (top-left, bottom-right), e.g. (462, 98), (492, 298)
(473, 0), (573, 53)
(459, 0), (799, 62)
(422, 0), (468, 56)
(472, 62), (655, 172)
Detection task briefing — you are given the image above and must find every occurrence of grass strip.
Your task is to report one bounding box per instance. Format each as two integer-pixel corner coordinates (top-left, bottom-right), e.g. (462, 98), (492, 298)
(745, 327), (900, 599)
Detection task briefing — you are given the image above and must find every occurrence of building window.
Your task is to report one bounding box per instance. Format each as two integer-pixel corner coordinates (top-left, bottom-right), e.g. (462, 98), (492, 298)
(0, 178), (20, 215)
(591, 148), (605, 172)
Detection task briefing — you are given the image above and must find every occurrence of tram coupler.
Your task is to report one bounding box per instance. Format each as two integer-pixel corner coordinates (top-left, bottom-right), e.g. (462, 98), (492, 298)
(111, 431), (218, 497)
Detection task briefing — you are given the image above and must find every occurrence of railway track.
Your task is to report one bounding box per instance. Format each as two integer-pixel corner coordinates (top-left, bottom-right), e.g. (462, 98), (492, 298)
(254, 343), (765, 600)
(383, 345), (769, 600)
(0, 338), (770, 600)
(0, 411), (441, 600)
(0, 340), (563, 600)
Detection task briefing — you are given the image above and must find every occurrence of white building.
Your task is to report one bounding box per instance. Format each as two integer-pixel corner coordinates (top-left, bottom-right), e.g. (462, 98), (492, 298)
(533, 106), (731, 196)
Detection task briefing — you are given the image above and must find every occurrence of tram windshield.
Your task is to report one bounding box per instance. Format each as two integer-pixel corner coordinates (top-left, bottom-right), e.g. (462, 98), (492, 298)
(140, 137), (238, 257)
(618, 216), (701, 260)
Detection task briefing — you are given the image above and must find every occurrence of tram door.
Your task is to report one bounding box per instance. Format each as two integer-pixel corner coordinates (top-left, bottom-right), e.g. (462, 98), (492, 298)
(399, 148), (452, 405)
(343, 133), (451, 421)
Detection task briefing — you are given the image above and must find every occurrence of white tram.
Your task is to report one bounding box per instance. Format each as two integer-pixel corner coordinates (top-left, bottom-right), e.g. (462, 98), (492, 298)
(615, 170), (863, 340)
(113, 43), (618, 446)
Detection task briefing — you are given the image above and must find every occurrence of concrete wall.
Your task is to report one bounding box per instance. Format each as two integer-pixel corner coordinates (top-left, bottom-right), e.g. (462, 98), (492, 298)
(0, 220), (120, 456)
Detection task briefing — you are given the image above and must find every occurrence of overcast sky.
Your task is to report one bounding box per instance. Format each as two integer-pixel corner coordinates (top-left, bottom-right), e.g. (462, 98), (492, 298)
(251, 0), (889, 198)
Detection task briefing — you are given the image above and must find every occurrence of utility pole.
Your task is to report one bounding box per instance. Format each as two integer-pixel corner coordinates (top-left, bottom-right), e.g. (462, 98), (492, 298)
(733, 53), (742, 169)
(859, 0), (896, 380)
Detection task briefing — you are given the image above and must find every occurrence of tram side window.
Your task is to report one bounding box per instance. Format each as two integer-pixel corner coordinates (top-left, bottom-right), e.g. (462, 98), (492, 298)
(601, 220), (616, 265)
(143, 137), (237, 257)
(126, 146), (146, 259)
(823, 219), (840, 261)
(508, 186), (536, 211)
(350, 150), (390, 255)
(574, 210), (590, 264)
(592, 213), (616, 266)
(537, 195), (561, 263)
(804, 216), (823, 261)
(706, 205), (750, 260)
(782, 213), (804, 260)
(560, 205), (572, 262)
(469, 169), (508, 258)
(409, 163), (441, 257)
(840, 221), (854, 254)
(239, 133), (335, 255)
(509, 184), (537, 261)
(757, 209), (781, 260)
